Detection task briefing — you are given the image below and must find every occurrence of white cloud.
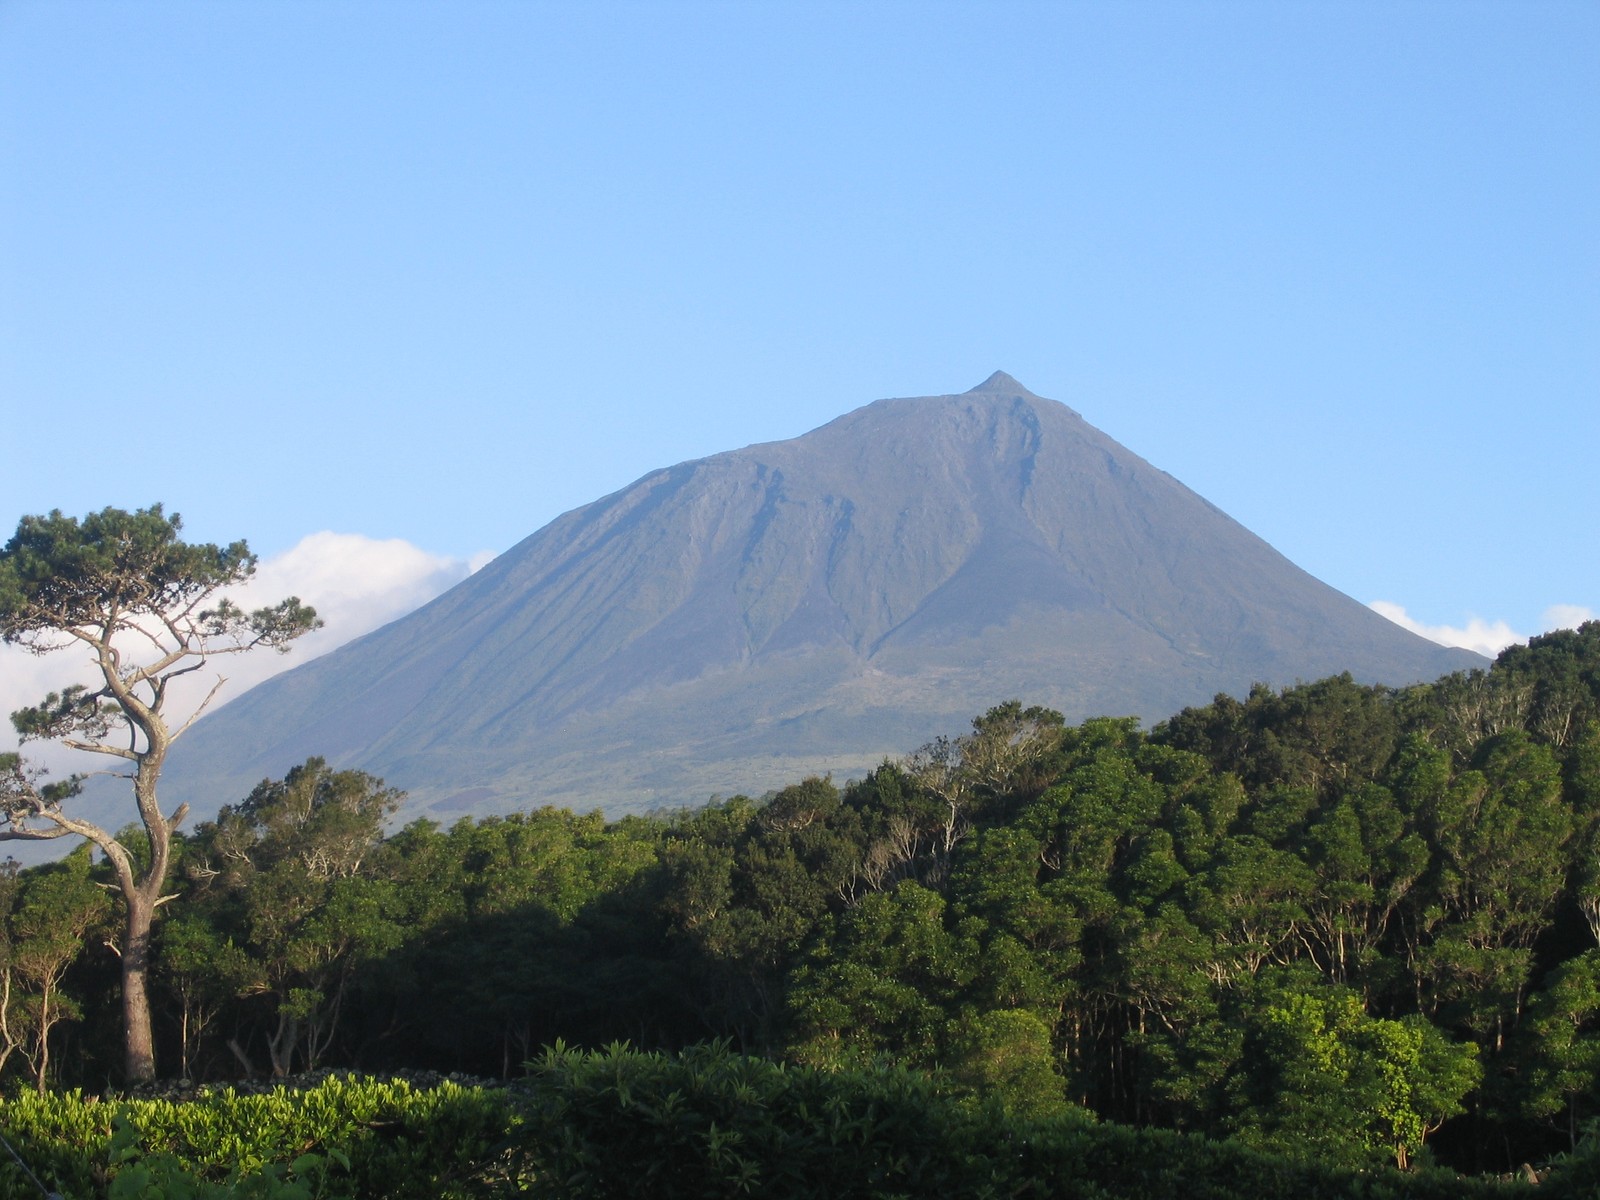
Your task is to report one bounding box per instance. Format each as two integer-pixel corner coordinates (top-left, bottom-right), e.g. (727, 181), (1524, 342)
(238, 532), (482, 658)
(0, 533), (491, 762)
(1543, 604), (1597, 632)
(1370, 601), (1597, 658)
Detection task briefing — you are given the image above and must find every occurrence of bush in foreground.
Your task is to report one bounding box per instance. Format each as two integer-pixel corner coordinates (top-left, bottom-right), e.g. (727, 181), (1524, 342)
(0, 1077), (513, 1199)
(506, 1043), (1529, 1200)
(0, 1047), (1574, 1198)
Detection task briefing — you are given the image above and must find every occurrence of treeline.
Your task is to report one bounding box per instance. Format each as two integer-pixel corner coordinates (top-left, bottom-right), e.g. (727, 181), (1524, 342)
(9, 622), (1600, 1177)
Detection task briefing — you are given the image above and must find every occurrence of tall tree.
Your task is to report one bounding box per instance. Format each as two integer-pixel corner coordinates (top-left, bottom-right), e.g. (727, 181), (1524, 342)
(198, 759), (402, 1076)
(0, 505), (318, 1081)
(5, 847), (112, 1092)
(904, 703), (1068, 874)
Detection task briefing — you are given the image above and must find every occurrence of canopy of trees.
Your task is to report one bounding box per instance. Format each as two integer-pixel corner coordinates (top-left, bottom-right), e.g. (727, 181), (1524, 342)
(9, 619), (1600, 1177)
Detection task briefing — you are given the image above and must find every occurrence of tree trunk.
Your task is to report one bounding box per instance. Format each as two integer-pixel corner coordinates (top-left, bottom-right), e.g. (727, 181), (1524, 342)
(227, 1036), (257, 1077)
(32, 983), (52, 1094)
(269, 1008), (299, 1077)
(123, 892), (157, 1082)
(178, 998), (191, 1082)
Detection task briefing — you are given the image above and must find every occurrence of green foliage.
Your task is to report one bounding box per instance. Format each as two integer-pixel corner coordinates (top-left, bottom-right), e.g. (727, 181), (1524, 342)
(0, 504), (321, 1084)
(2, 847), (114, 1090)
(105, 1114), (350, 1200)
(0, 1076), (516, 1200)
(1513, 950), (1600, 1142)
(0, 505), (315, 656)
(510, 1042), (1517, 1200)
(787, 883), (980, 1069)
(1224, 987), (1479, 1168)
(512, 1040), (990, 1198)
(1540, 1116), (1600, 1198)
(946, 1007), (1076, 1120)
(0, 1049), (1536, 1200)
(10, 623), (1600, 1177)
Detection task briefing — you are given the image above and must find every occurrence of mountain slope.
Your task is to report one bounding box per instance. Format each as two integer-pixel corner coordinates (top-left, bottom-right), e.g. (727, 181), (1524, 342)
(161, 373), (1483, 819)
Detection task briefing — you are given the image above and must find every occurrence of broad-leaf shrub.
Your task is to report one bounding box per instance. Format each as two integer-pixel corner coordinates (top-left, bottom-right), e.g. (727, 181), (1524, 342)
(0, 1054), (1540, 1200)
(0, 1077), (514, 1199)
(507, 1043), (1525, 1200)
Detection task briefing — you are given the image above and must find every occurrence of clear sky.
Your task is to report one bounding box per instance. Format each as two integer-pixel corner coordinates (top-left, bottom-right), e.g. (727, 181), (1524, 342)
(2, 0), (1596, 685)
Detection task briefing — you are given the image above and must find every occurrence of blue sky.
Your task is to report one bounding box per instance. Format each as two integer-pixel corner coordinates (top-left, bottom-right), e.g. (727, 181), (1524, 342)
(2, 0), (1595, 670)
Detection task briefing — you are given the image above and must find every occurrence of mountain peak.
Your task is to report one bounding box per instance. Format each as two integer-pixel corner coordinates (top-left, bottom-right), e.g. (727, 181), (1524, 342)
(159, 375), (1484, 823)
(967, 370), (1033, 395)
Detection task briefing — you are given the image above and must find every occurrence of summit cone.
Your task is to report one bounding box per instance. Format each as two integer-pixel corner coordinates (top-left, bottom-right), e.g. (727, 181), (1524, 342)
(159, 375), (1480, 819)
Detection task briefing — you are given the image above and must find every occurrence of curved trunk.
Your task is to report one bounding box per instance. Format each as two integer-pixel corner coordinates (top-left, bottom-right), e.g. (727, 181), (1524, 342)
(119, 750), (172, 1083)
(123, 890), (157, 1082)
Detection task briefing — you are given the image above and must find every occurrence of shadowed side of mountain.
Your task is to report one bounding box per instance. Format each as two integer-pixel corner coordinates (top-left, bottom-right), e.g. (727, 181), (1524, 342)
(156, 375), (1483, 821)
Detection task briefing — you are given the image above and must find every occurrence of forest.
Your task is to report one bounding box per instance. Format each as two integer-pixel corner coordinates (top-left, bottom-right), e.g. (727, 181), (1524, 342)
(4, 620), (1600, 1186)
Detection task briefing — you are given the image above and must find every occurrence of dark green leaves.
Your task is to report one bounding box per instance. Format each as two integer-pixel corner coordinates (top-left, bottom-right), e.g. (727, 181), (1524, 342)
(10, 684), (114, 743)
(0, 505), (255, 639)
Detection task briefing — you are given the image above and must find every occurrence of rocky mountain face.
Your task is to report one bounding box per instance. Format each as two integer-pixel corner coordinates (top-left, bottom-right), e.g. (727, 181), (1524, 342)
(159, 373), (1483, 821)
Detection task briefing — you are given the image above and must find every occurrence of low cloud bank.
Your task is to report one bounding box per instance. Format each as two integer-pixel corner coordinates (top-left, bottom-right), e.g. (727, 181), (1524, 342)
(1370, 601), (1597, 658)
(4, 535), (1589, 765)
(0, 532), (493, 761)
(235, 532), (492, 679)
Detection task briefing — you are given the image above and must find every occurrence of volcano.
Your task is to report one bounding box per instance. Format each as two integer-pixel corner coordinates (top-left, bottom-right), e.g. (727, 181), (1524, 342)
(160, 373), (1482, 820)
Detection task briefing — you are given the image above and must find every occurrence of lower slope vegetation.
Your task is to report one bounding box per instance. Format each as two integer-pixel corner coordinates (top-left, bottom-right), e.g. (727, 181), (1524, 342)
(0, 1052), (1576, 1198)
(5, 623), (1600, 1190)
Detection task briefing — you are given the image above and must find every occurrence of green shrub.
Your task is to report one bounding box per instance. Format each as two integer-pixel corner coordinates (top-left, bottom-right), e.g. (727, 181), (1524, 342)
(104, 1115), (350, 1200)
(0, 1055), (1540, 1200)
(509, 1041), (1006, 1198)
(507, 1042), (1529, 1200)
(0, 1078), (517, 1200)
